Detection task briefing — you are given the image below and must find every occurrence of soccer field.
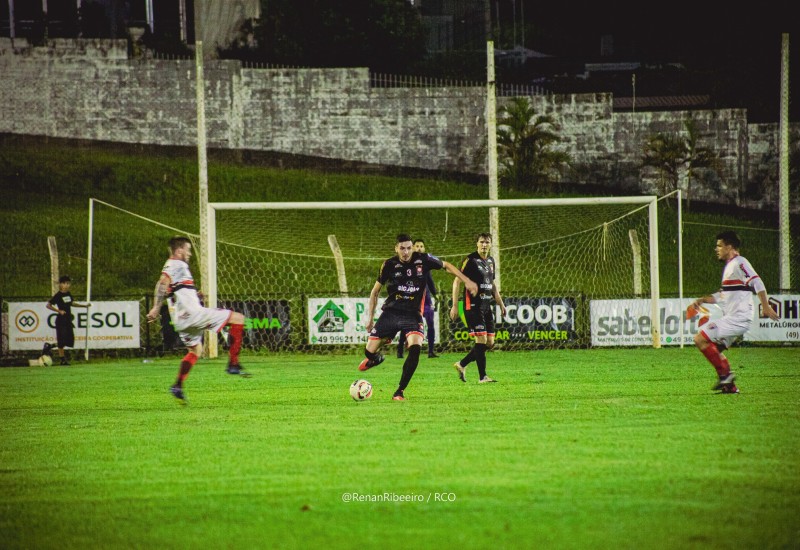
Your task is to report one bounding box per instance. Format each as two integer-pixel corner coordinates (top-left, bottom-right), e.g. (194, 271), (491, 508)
(1, 347), (798, 549)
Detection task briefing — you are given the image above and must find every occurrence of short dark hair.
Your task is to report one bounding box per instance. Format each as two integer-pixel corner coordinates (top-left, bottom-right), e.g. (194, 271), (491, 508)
(413, 238), (425, 245)
(169, 236), (192, 253)
(476, 232), (492, 241)
(58, 275), (71, 283)
(716, 230), (740, 249)
(396, 233), (412, 244)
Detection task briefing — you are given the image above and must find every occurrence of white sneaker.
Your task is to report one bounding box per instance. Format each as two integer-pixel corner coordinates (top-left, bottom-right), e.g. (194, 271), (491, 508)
(453, 362), (467, 383)
(478, 376), (497, 384)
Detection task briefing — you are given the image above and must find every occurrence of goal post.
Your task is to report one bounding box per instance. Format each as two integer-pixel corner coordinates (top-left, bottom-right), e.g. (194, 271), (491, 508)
(205, 196), (663, 353)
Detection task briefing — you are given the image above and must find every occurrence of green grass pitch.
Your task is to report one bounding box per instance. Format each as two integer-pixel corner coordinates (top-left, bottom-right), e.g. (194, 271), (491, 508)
(1, 347), (798, 549)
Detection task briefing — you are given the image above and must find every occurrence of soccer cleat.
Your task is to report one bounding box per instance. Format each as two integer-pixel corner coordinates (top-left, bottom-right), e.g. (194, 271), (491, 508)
(721, 385), (740, 394)
(428, 353), (439, 358)
(454, 362), (467, 383)
(60, 358), (70, 366)
(358, 354), (385, 372)
(170, 385), (187, 402)
(712, 372), (736, 391)
(226, 364), (252, 377)
(392, 391), (406, 401)
(478, 376), (497, 384)
(397, 353), (404, 359)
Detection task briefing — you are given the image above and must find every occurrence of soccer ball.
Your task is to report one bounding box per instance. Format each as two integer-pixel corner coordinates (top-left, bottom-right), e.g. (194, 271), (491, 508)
(39, 355), (53, 367)
(350, 379), (373, 401)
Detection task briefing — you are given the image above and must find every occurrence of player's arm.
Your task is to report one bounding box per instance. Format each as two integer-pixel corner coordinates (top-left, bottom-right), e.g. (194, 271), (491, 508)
(146, 273), (171, 323)
(493, 284), (507, 317)
(443, 260), (478, 297)
(748, 274), (780, 321)
(450, 276), (461, 321)
(756, 290), (780, 321)
(365, 281), (383, 332)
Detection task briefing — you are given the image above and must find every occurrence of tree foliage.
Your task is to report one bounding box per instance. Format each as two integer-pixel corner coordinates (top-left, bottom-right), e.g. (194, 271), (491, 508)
(220, 0), (427, 73)
(496, 97), (570, 190)
(641, 118), (719, 204)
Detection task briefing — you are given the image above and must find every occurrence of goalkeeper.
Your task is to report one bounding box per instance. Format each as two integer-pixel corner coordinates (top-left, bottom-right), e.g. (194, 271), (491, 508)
(359, 234), (478, 401)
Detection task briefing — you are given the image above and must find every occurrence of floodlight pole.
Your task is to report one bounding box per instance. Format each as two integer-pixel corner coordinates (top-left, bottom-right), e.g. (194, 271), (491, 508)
(487, 40), (501, 291)
(778, 33), (790, 291)
(196, 41), (217, 358)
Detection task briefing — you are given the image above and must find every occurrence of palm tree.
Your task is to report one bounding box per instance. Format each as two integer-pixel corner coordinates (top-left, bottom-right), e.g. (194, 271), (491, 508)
(683, 119), (718, 208)
(496, 97), (569, 191)
(641, 133), (686, 196)
(641, 118), (719, 205)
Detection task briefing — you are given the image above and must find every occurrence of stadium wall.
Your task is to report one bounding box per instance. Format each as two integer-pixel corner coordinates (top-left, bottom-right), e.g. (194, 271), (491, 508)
(0, 38), (796, 207)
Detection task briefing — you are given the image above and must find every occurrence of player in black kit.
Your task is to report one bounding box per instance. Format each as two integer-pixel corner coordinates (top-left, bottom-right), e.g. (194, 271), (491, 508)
(359, 234), (478, 400)
(450, 233), (507, 383)
(46, 275), (91, 365)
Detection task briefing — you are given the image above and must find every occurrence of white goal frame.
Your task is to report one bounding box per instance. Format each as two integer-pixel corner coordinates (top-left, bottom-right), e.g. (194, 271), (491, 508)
(205, 197), (662, 356)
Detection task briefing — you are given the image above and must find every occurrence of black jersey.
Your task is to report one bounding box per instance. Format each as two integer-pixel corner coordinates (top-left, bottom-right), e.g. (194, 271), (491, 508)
(459, 251), (496, 311)
(377, 251), (444, 313)
(48, 291), (75, 324)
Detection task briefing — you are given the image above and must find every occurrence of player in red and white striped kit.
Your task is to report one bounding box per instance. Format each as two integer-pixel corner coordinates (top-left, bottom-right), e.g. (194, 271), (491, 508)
(146, 236), (249, 402)
(690, 231), (779, 394)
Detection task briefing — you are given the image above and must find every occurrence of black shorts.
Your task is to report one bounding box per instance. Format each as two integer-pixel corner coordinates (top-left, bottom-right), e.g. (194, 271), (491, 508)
(464, 307), (495, 337)
(55, 320), (75, 348)
(369, 308), (424, 342)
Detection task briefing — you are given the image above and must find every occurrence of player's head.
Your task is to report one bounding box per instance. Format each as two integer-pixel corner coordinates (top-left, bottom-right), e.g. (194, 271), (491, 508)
(715, 230), (740, 261)
(476, 232), (492, 256)
(169, 236), (193, 261)
(413, 239), (426, 253)
(396, 233), (413, 262)
(58, 275), (71, 289)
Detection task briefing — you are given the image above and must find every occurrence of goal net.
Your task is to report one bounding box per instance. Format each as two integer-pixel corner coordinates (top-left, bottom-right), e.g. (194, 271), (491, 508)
(206, 197), (664, 355)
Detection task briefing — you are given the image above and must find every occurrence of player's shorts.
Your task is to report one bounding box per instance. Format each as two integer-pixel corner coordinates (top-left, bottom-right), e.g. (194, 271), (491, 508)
(369, 309), (424, 342)
(464, 307), (495, 338)
(55, 319), (75, 348)
(172, 307), (233, 348)
(699, 316), (751, 350)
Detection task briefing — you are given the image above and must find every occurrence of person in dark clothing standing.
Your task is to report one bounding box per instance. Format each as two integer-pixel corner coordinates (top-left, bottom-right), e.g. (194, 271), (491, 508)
(397, 238), (439, 359)
(450, 233), (506, 383)
(46, 275), (91, 365)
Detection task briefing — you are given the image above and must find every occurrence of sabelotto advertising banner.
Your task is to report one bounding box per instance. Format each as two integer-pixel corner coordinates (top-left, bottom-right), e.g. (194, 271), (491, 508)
(9, 301), (140, 350)
(590, 295), (800, 347)
(307, 297), (440, 345)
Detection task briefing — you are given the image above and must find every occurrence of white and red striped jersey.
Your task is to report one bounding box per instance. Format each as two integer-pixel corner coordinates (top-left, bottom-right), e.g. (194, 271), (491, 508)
(161, 258), (202, 323)
(712, 255), (766, 321)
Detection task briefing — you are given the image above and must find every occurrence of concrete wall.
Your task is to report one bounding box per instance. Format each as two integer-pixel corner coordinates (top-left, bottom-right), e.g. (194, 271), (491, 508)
(0, 38), (796, 207)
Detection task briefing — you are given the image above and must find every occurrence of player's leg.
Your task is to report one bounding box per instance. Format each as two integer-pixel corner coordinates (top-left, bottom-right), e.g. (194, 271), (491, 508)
(694, 318), (744, 392)
(477, 314), (497, 383)
(224, 311), (247, 374)
(359, 312), (392, 371)
(397, 330), (406, 359)
(56, 322), (72, 365)
(454, 308), (485, 382)
(424, 308), (438, 357)
(394, 319), (425, 400)
(170, 334), (202, 403)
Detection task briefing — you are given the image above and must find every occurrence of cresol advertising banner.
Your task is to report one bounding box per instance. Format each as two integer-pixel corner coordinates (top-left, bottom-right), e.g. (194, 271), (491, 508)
(449, 297), (577, 344)
(308, 297), (440, 345)
(590, 295), (800, 346)
(9, 301), (140, 350)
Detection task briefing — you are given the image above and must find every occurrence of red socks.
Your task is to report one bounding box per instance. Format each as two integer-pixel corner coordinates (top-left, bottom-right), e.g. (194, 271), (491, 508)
(228, 323), (243, 365)
(176, 352), (198, 386)
(700, 342), (731, 377)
